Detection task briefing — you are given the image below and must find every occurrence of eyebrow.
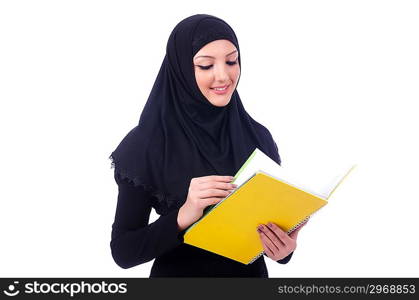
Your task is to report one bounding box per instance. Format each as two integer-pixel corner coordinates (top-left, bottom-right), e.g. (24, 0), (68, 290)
(194, 50), (238, 60)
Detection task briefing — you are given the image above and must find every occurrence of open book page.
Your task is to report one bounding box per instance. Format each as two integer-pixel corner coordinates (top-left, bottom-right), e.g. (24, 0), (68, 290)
(233, 148), (354, 200)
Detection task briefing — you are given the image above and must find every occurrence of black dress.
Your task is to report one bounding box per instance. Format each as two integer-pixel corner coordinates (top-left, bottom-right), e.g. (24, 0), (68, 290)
(110, 172), (293, 277)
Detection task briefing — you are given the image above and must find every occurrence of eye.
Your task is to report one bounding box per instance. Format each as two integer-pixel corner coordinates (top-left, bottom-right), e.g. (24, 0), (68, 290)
(196, 60), (238, 70)
(197, 65), (213, 70)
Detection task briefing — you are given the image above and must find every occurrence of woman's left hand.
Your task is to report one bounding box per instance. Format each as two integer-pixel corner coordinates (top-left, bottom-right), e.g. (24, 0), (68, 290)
(257, 220), (307, 261)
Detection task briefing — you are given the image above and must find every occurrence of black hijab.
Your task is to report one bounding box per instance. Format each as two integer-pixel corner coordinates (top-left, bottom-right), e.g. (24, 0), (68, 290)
(109, 14), (281, 215)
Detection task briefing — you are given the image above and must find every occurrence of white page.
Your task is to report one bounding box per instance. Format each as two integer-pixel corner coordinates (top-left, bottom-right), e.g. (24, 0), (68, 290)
(233, 148), (354, 199)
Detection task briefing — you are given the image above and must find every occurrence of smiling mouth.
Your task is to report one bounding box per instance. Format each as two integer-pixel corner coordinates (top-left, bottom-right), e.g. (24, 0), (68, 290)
(210, 85), (229, 91)
(210, 85), (230, 94)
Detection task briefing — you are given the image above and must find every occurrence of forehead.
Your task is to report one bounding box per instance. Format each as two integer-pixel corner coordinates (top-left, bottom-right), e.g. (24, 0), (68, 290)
(194, 39), (237, 59)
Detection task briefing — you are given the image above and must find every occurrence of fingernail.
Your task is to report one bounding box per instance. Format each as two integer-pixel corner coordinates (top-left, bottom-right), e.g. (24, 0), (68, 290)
(268, 222), (273, 228)
(258, 225), (264, 231)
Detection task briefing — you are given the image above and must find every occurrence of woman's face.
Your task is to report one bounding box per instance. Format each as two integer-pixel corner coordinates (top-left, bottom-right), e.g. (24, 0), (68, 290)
(193, 39), (240, 107)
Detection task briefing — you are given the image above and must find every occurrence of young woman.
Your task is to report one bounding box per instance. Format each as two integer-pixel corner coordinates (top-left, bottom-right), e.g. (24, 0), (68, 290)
(109, 14), (305, 277)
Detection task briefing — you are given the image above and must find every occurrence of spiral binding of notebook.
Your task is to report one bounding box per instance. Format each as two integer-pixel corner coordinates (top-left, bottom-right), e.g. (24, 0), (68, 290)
(248, 250), (264, 264)
(287, 215), (311, 234)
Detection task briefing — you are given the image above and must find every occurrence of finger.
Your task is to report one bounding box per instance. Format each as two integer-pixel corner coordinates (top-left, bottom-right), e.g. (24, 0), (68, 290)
(266, 222), (294, 246)
(259, 230), (288, 259)
(258, 230), (276, 256)
(199, 175), (234, 184)
(202, 197), (224, 206)
(200, 188), (231, 199)
(260, 236), (275, 257)
(198, 181), (237, 191)
(261, 224), (286, 246)
(258, 225), (281, 252)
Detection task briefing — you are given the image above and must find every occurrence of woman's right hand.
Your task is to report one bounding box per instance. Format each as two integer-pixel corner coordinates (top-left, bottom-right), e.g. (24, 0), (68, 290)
(177, 175), (237, 231)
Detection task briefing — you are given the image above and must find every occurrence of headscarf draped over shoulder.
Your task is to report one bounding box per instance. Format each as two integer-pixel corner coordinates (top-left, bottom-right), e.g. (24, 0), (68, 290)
(109, 14), (281, 215)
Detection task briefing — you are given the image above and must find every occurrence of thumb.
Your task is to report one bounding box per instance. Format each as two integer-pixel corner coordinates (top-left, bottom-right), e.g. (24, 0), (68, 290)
(289, 221), (307, 239)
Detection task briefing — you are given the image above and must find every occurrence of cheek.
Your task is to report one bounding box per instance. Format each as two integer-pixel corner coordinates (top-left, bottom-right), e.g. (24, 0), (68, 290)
(230, 67), (240, 84)
(195, 71), (211, 90)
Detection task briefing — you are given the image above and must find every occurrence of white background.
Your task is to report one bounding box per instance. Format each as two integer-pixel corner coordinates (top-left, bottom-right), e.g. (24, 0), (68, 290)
(1, 0), (418, 277)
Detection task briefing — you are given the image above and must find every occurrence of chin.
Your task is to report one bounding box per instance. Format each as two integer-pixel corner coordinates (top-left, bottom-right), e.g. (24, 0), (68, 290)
(207, 95), (232, 107)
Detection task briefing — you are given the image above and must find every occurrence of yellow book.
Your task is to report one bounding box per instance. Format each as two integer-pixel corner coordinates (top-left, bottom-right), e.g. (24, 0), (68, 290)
(183, 148), (355, 265)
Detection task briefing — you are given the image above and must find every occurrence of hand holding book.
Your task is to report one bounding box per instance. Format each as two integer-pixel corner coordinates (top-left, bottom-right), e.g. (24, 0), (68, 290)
(183, 148), (354, 264)
(177, 175), (237, 231)
(257, 219), (308, 261)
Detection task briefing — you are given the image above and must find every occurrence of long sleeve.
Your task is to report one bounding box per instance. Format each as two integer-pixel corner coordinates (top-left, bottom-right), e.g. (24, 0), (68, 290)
(276, 252), (293, 264)
(264, 252), (293, 264)
(110, 173), (184, 269)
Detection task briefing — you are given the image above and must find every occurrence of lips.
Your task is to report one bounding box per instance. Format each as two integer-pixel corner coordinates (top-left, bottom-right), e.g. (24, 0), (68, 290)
(211, 85), (229, 89)
(210, 84), (230, 95)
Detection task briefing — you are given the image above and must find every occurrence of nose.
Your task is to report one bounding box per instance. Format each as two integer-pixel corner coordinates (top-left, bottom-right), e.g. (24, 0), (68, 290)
(213, 63), (229, 83)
